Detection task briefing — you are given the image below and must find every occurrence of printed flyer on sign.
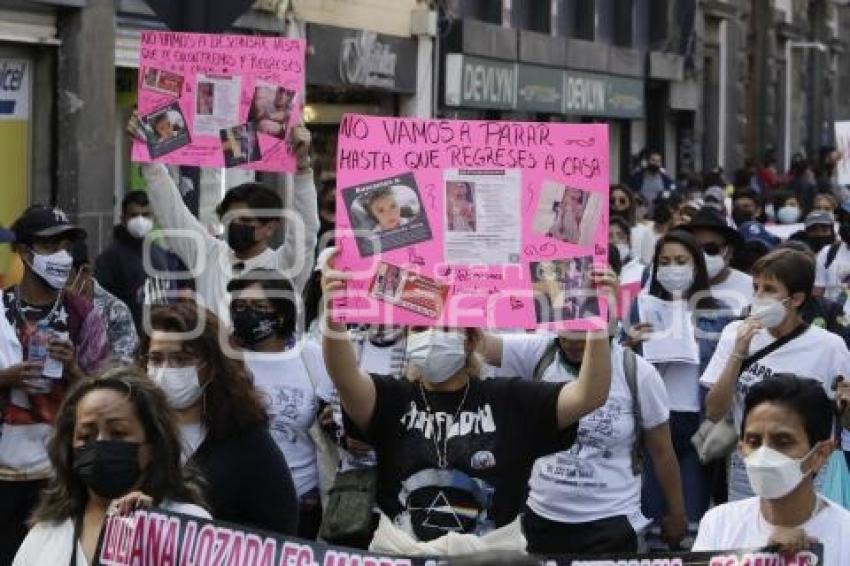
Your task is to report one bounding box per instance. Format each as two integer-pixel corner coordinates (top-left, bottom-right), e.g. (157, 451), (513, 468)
(333, 114), (610, 330)
(93, 507), (825, 566)
(131, 31), (305, 172)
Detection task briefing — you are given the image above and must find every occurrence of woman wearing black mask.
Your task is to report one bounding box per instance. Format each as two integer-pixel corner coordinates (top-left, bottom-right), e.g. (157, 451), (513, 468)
(227, 269), (332, 540)
(13, 368), (208, 565)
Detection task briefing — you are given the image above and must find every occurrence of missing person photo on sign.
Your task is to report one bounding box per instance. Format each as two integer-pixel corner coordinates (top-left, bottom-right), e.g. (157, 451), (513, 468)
(248, 82), (297, 140)
(193, 74), (242, 136)
(532, 181), (602, 247)
(445, 181), (477, 232)
(343, 172), (434, 257)
(442, 169), (521, 266)
(369, 261), (450, 319)
(141, 67), (184, 98)
(530, 256), (600, 324)
(220, 122), (262, 168)
(141, 102), (191, 158)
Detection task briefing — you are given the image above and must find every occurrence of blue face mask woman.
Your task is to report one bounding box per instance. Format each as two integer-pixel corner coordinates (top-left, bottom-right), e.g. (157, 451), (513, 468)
(623, 230), (735, 545)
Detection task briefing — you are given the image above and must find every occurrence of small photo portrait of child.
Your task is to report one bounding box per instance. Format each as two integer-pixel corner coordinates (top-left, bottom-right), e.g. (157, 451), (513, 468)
(342, 173), (434, 258)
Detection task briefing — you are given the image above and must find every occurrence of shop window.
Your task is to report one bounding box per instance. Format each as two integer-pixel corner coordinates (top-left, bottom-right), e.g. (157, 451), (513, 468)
(613, 0), (633, 47)
(649, 0), (668, 48)
(458, 0), (502, 24)
(513, 1), (550, 33)
(574, 0), (595, 41)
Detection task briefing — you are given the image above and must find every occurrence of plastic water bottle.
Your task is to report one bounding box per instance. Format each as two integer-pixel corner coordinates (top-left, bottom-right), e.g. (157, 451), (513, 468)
(27, 320), (53, 392)
(27, 322), (65, 392)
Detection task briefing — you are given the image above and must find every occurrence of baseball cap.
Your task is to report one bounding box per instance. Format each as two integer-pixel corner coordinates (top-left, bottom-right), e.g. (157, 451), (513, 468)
(738, 220), (780, 250)
(804, 210), (835, 229)
(11, 205), (86, 245)
(704, 186), (725, 204)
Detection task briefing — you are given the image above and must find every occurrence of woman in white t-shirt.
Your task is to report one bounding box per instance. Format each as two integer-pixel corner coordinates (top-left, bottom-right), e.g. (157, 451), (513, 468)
(228, 269), (332, 540)
(624, 230), (733, 541)
(14, 368), (209, 566)
(480, 330), (687, 554)
(694, 375), (850, 565)
(702, 248), (850, 501)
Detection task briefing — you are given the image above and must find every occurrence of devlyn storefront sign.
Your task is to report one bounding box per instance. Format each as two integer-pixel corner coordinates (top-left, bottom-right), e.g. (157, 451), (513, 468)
(444, 54), (644, 119)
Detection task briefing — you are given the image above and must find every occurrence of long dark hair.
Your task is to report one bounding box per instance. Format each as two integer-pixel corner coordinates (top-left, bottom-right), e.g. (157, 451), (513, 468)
(29, 368), (206, 524)
(649, 230), (719, 310)
(609, 184), (637, 226)
(141, 303), (269, 441)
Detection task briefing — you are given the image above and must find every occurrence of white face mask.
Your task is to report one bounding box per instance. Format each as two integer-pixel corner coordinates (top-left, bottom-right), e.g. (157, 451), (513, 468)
(30, 249), (74, 290)
(776, 206), (801, 225)
(615, 243), (631, 262)
(750, 296), (789, 329)
(126, 215), (154, 239)
(656, 265), (694, 294)
(405, 330), (467, 384)
(745, 445), (815, 500)
(148, 365), (204, 409)
(704, 253), (726, 279)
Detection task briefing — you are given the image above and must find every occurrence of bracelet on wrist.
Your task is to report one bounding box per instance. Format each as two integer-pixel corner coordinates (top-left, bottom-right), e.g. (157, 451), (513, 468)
(730, 351), (747, 361)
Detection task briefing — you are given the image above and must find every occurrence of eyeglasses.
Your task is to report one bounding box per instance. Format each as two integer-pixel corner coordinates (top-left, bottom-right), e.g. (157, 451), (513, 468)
(702, 243), (726, 256)
(143, 352), (198, 368)
(231, 299), (277, 314)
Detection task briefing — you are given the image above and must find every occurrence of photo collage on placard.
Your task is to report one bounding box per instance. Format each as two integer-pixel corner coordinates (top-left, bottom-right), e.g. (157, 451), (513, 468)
(139, 65), (297, 165)
(369, 261), (450, 320)
(530, 256), (600, 324)
(532, 180), (603, 247)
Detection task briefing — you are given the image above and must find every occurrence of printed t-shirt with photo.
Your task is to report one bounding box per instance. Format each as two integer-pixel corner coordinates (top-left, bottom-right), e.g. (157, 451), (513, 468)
(699, 321), (850, 499)
(500, 334), (669, 531)
(693, 495), (850, 566)
(345, 375), (576, 542)
(815, 241), (850, 314)
(699, 321), (850, 429)
(246, 341), (334, 497)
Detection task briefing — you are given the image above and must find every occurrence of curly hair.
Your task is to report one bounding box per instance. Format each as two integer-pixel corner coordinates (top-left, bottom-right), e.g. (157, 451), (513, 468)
(140, 303), (269, 441)
(29, 367), (206, 525)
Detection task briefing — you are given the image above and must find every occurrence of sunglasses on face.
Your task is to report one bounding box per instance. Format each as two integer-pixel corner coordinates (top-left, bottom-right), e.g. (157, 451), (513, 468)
(702, 243), (726, 256)
(610, 198), (629, 207)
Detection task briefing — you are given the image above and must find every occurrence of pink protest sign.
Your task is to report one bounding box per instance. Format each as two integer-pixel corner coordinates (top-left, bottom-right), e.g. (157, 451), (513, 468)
(333, 115), (610, 330)
(131, 31), (305, 172)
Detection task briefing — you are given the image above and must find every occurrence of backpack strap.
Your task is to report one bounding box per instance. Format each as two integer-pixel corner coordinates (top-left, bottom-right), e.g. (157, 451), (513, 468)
(623, 347), (644, 476)
(825, 242), (842, 270)
(532, 339), (561, 382)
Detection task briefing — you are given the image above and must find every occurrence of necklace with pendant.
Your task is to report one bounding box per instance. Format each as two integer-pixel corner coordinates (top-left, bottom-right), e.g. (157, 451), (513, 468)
(418, 378), (471, 469)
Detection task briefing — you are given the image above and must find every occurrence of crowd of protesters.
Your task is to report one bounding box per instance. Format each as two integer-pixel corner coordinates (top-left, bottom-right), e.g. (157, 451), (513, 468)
(2, 132), (850, 566)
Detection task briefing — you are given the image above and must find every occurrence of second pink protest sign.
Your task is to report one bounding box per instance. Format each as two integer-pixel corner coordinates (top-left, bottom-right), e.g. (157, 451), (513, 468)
(334, 114), (610, 331)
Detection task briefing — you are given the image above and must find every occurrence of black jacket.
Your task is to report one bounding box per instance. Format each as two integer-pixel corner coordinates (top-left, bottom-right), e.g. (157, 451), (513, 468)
(190, 426), (299, 535)
(94, 225), (189, 327)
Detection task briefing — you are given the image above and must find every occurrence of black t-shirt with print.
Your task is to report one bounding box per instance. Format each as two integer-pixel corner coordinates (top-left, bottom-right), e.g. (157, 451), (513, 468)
(346, 375), (576, 542)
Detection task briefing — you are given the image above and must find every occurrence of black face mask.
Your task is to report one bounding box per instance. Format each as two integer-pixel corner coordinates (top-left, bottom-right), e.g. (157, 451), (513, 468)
(73, 440), (141, 499)
(841, 223), (850, 245)
(646, 164), (660, 173)
(731, 207), (754, 226)
(807, 235), (835, 253)
(227, 222), (257, 254)
(232, 306), (280, 346)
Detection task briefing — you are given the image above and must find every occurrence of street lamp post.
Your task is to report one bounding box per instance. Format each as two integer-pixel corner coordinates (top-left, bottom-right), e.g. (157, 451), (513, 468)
(784, 40), (828, 170)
